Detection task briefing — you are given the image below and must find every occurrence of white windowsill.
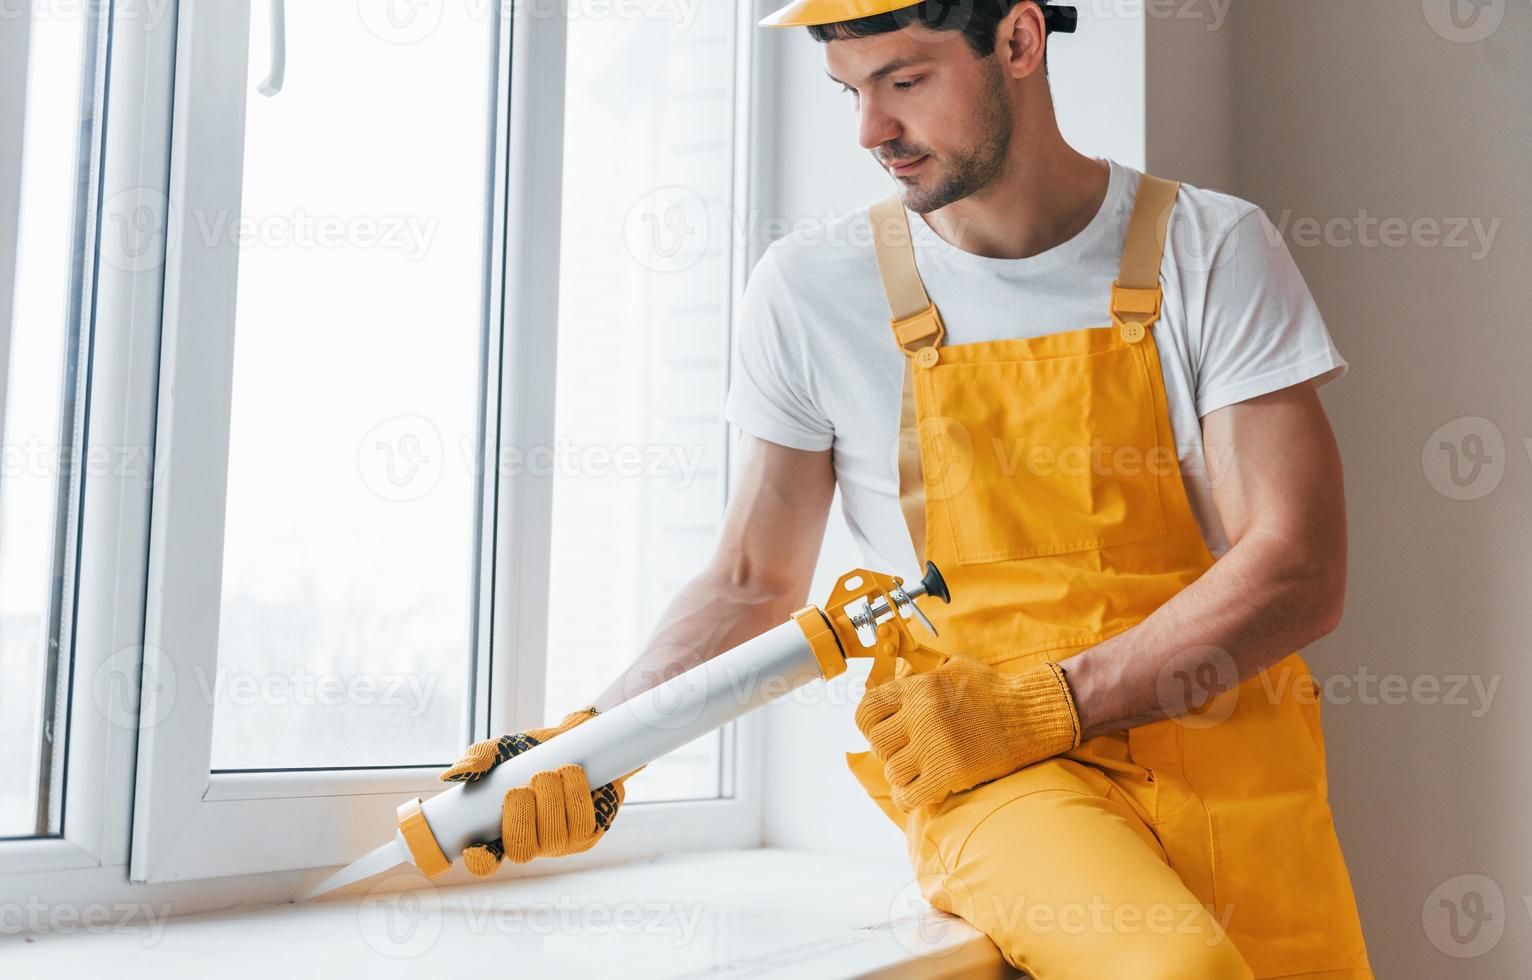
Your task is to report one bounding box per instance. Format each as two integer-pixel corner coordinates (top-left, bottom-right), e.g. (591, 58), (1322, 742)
(3, 848), (1018, 978)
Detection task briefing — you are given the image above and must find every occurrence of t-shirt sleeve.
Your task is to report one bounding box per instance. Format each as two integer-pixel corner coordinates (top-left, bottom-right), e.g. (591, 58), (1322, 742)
(723, 243), (835, 451)
(1192, 205), (1349, 418)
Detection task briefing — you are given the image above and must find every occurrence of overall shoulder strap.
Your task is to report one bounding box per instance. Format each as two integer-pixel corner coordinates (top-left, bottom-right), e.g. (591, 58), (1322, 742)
(868, 192), (941, 570)
(869, 194), (945, 353)
(1111, 173), (1181, 337)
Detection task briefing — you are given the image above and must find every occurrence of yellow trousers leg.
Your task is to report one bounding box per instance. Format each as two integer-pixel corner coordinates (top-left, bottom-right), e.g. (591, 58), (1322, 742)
(859, 728), (1374, 978)
(909, 755), (1253, 980)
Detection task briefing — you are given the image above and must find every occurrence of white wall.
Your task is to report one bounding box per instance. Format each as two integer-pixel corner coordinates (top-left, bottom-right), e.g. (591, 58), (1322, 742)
(751, 5), (1153, 858)
(1051, 1), (1145, 168)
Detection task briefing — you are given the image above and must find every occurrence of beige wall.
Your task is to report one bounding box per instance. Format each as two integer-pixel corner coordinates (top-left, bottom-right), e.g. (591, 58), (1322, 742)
(1146, 0), (1235, 191)
(1224, 2), (1532, 974)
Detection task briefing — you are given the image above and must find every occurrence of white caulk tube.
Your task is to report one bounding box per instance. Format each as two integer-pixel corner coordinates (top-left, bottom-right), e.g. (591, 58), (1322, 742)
(301, 563), (949, 899)
(412, 610), (841, 862)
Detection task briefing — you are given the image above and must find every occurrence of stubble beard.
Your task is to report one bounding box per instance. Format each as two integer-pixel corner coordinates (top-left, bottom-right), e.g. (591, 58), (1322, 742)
(898, 60), (1014, 215)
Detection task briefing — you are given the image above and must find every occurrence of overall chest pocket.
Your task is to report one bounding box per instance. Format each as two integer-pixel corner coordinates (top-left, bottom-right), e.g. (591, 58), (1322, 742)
(917, 342), (1169, 565)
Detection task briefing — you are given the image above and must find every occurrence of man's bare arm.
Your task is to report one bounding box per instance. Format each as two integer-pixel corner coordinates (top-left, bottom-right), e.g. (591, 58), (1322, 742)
(1062, 379), (1348, 739)
(590, 435), (836, 713)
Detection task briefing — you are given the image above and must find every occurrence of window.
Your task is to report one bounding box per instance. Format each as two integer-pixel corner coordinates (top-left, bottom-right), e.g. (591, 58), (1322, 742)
(0, 0), (765, 895)
(0, 0), (108, 841)
(208, 0), (494, 772)
(544, 4), (741, 803)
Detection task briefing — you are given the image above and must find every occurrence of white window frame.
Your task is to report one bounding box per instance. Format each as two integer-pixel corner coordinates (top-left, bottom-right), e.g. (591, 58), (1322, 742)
(1, 0), (767, 899)
(0, 0), (174, 883)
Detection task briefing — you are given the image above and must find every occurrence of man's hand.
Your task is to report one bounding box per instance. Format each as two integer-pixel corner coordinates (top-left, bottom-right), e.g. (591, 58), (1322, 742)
(855, 653), (1082, 812)
(439, 707), (644, 876)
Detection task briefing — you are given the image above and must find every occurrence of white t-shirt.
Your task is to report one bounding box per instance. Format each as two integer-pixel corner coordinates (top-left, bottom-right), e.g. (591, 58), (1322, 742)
(723, 157), (1348, 578)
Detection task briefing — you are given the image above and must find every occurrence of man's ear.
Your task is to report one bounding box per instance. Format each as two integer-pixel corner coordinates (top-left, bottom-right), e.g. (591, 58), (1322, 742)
(995, 1), (1048, 78)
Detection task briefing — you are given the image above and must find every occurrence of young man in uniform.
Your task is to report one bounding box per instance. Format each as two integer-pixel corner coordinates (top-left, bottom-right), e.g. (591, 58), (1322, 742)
(442, 2), (1371, 976)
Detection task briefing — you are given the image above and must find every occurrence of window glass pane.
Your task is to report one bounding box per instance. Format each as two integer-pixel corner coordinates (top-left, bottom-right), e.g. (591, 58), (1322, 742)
(209, 4), (497, 770)
(0, 5), (101, 837)
(544, 7), (738, 802)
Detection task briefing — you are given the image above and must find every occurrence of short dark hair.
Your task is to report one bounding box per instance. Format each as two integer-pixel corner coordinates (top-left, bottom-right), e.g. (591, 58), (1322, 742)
(806, 1), (1057, 62)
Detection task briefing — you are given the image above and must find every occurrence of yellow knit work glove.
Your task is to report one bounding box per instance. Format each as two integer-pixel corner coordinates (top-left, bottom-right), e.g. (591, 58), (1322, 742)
(439, 706), (645, 876)
(854, 652), (1082, 812)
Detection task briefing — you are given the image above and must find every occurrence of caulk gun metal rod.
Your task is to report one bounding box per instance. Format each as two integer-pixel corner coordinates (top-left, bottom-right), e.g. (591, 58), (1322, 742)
(866, 584), (926, 621)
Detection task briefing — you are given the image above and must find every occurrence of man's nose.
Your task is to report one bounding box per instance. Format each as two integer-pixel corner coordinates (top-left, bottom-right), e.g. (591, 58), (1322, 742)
(858, 99), (900, 152)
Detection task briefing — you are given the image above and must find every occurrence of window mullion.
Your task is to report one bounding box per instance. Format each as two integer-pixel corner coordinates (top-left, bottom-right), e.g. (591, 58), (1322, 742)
(486, 2), (571, 739)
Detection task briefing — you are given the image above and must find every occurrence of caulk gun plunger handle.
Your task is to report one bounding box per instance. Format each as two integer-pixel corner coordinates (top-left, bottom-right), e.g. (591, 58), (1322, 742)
(919, 561), (950, 605)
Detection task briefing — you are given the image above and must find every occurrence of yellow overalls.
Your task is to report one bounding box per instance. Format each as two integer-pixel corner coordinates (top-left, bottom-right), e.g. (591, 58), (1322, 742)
(845, 173), (1373, 978)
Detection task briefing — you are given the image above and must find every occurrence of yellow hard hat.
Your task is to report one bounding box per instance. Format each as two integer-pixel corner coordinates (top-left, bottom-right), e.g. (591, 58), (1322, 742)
(759, 0), (1078, 31)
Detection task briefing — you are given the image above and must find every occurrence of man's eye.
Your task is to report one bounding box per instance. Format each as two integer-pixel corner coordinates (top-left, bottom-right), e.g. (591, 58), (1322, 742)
(893, 78), (921, 91)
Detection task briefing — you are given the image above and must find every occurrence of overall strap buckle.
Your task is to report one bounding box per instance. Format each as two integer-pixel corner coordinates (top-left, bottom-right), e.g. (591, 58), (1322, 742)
(891, 303), (945, 355)
(869, 192), (944, 355)
(1111, 172), (1181, 344)
(1109, 282), (1161, 344)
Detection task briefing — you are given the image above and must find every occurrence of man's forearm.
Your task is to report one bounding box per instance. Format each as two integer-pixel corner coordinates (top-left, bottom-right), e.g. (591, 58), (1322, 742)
(590, 562), (805, 714)
(1063, 529), (1345, 741)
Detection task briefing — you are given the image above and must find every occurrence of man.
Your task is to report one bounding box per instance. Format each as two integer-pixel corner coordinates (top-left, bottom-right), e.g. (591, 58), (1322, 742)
(442, 2), (1371, 976)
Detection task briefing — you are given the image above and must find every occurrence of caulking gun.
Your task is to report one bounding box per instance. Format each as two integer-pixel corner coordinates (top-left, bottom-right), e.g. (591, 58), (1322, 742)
(301, 562), (951, 900)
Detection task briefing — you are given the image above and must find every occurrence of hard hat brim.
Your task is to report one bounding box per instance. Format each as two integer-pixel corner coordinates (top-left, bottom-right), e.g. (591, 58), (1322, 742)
(758, 1), (1079, 33)
(758, 0), (926, 29)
